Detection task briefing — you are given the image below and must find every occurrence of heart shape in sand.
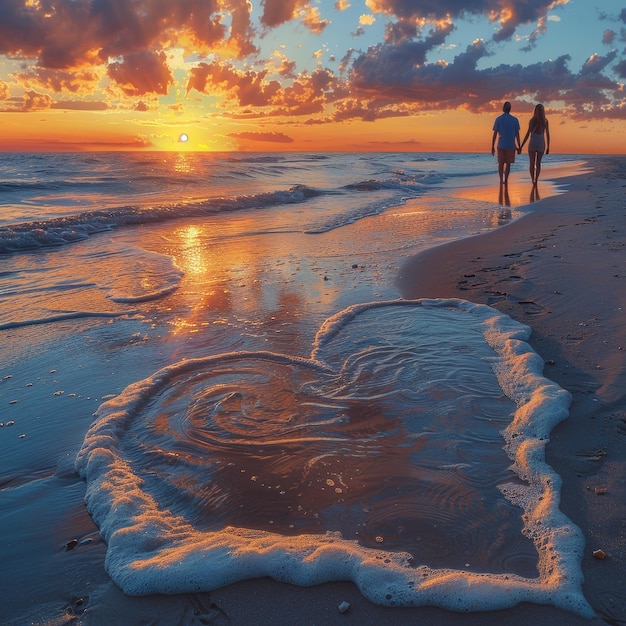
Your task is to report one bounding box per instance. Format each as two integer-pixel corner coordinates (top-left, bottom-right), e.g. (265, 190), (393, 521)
(75, 299), (591, 616)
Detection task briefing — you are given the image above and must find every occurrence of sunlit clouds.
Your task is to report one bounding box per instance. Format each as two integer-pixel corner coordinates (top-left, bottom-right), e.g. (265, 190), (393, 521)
(0, 0), (624, 152)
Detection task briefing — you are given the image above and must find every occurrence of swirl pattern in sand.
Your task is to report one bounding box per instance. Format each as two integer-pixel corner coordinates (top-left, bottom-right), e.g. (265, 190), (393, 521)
(75, 299), (592, 616)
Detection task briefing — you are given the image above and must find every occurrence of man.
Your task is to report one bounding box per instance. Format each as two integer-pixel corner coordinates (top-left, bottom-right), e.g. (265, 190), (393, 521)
(491, 101), (521, 185)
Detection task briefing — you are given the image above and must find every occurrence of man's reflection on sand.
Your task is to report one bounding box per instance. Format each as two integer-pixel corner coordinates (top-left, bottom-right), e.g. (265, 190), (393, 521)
(498, 183), (511, 207)
(497, 181), (541, 211)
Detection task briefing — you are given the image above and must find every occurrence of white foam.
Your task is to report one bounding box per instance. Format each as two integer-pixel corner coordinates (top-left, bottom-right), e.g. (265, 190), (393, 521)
(103, 247), (184, 303)
(75, 299), (593, 617)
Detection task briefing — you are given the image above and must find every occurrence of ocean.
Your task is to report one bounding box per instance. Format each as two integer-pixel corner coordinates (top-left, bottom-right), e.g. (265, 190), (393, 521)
(0, 151), (594, 621)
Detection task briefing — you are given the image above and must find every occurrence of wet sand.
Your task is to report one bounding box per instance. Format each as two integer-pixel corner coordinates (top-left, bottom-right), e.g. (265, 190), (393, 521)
(396, 157), (626, 625)
(4, 157), (624, 626)
(211, 159), (626, 625)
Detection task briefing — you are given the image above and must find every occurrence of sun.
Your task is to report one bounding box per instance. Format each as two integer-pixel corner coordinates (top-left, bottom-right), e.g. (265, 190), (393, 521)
(178, 133), (189, 143)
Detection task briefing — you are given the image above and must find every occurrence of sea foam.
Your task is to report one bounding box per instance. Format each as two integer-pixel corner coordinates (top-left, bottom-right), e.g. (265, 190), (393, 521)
(75, 299), (593, 616)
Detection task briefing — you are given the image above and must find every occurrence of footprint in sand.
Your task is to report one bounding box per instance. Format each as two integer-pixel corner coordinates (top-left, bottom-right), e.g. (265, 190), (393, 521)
(496, 275), (523, 285)
(518, 300), (546, 315)
(485, 291), (510, 305)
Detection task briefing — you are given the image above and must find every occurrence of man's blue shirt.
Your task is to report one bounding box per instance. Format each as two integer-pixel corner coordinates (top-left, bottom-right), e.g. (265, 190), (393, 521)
(493, 112), (520, 149)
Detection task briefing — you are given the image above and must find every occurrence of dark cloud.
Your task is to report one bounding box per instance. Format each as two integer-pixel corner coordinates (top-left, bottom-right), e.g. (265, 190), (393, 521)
(350, 24), (457, 93)
(602, 29), (616, 45)
(260, 0), (310, 28)
(581, 51), (618, 76)
(107, 50), (173, 96)
(350, 37), (488, 103)
(228, 131), (294, 143)
(384, 19), (420, 45)
(347, 38), (625, 121)
(366, 0), (563, 41)
(185, 22), (626, 124)
(276, 57), (298, 79)
(331, 98), (411, 122)
(50, 100), (109, 111)
(258, 0), (330, 34)
(0, 0), (256, 94)
(15, 67), (101, 95)
(614, 59), (626, 79)
(367, 0), (485, 20)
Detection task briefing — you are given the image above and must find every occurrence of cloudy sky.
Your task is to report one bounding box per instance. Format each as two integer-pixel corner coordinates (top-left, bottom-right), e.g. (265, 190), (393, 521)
(0, 0), (625, 152)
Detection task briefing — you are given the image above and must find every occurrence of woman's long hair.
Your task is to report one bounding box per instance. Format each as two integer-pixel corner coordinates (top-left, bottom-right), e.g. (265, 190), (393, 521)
(530, 104), (547, 133)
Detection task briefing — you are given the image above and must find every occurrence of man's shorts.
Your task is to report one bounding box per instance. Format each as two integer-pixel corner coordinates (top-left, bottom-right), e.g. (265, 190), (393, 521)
(497, 148), (516, 164)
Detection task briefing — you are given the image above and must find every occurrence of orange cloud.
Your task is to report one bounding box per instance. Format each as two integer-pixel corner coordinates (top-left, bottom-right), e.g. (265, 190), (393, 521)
(15, 67), (102, 95)
(22, 91), (53, 111)
(299, 6), (330, 34)
(187, 61), (280, 106)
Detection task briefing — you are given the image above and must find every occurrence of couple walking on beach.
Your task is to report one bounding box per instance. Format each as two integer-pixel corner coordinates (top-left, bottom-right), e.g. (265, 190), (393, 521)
(491, 101), (550, 185)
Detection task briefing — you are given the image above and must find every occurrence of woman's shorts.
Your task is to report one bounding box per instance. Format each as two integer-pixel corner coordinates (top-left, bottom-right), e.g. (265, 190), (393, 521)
(528, 134), (545, 153)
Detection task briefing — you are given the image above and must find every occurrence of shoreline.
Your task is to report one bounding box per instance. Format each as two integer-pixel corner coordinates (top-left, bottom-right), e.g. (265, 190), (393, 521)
(2, 156), (624, 625)
(396, 157), (626, 624)
(212, 158), (626, 625)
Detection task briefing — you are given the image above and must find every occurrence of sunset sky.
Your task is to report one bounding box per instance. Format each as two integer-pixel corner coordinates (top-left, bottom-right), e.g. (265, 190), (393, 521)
(0, 0), (625, 153)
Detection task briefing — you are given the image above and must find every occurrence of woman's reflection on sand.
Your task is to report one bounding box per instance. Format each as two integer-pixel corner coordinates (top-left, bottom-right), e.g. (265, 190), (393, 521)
(497, 181), (541, 209)
(530, 183), (541, 203)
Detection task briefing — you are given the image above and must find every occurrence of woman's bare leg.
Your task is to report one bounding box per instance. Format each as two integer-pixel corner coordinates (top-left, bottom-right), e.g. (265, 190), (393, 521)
(528, 152), (536, 183)
(535, 153), (544, 183)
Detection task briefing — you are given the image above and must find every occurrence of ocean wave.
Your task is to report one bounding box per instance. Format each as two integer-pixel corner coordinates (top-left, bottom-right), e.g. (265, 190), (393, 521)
(342, 171), (446, 192)
(0, 178), (117, 194)
(303, 189), (416, 234)
(0, 310), (136, 331)
(0, 181), (52, 193)
(75, 298), (591, 616)
(0, 174), (427, 253)
(0, 185), (332, 254)
(227, 154), (287, 164)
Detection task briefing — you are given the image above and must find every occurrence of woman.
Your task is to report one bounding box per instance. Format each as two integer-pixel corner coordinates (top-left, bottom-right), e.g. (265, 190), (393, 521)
(520, 104), (550, 185)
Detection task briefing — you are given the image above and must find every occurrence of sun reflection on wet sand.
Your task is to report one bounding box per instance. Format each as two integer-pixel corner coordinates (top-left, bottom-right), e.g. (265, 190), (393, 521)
(178, 225), (208, 276)
(142, 174), (554, 350)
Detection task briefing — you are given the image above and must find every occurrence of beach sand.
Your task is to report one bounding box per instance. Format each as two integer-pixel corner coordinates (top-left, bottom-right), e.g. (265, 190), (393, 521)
(4, 158), (624, 625)
(207, 160), (626, 625)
